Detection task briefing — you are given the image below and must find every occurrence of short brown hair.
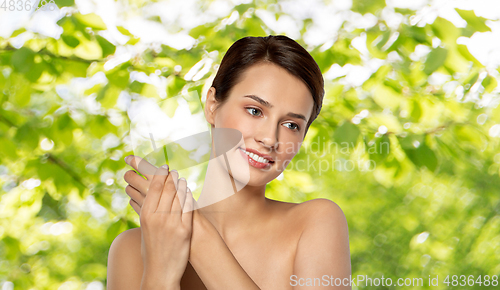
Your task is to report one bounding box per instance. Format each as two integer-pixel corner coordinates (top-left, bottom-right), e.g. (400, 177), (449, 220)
(210, 35), (324, 136)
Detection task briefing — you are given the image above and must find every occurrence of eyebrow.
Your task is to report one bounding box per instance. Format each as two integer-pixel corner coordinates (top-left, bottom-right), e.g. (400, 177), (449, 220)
(243, 94), (308, 123)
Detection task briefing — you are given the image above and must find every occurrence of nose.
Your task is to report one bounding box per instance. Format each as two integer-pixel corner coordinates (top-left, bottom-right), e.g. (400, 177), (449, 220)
(256, 126), (279, 151)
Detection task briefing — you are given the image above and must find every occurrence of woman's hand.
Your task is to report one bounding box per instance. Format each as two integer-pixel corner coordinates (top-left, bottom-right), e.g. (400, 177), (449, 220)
(124, 155), (189, 217)
(139, 164), (195, 289)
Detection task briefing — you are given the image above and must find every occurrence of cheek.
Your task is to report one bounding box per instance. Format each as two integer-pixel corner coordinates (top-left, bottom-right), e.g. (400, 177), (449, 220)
(279, 141), (302, 160)
(218, 109), (255, 133)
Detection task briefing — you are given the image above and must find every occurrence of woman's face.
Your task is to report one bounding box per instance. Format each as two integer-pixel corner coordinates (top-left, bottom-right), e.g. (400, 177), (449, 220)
(205, 62), (314, 186)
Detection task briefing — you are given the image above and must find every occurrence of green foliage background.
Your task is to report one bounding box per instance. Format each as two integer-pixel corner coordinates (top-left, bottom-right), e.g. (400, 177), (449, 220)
(1, 0), (500, 289)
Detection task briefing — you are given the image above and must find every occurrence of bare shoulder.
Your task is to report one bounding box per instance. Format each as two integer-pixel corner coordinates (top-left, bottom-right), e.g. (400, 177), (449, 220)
(267, 198), (347, 229)
(294, 198), (348, 227)
(298, 198), (345, 214)
(111, 227), (142, 248)
(292, 199), (351, 281)
(107, 227), (143, 290)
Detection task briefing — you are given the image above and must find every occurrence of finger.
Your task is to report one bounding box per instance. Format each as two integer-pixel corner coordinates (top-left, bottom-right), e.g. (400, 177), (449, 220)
(177, 177), (187, 210)
(182, 188), (194, 227)
(130, 199), (141, 215)
(125, 155), (159, 180)
(157, 167), (177, 214)
(171, 170), (179, 191)
(171, 178), (187, 216)
(125, 185), (144, 207)
(142, 165), (169, 214)
(124, 170), (149, 194)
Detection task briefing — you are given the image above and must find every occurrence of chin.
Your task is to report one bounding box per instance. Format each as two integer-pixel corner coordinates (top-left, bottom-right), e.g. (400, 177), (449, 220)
(228, 166), (283, 187)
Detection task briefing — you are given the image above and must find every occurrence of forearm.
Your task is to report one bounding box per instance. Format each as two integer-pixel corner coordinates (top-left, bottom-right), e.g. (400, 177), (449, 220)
(189, 211), (261, 290)
(141, 269), (181, 290)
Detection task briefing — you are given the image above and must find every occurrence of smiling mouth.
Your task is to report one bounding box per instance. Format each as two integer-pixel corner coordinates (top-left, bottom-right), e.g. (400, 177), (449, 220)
(238, 148), (275, 164)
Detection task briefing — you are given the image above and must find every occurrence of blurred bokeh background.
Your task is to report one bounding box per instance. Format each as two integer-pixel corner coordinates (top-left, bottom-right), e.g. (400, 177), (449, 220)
(1, 0), (500, 289)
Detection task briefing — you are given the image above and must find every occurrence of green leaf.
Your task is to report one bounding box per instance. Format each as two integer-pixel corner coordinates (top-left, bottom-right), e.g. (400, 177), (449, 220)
(10, 28), (26, 38)
(0, 137), (19, 160)
(7, 73), (31, 107)
(142, 83), (159, 98)
(25, 63), (45, 82)
(94, 192), (112, 209)
(398, 134), (424, 150)
(55, 0), (75, 7)
(62, 60), (90, 77)
(424, 47), (447, 75)
(57, 17), (76, 34)
(96, 84), (121, 109)
(11, 47), (35, 73)
(453, 124), (486, 149)
(333, 121), (360, 149)
(52, 113), (76, 147)
(129, 80), (144, 93)
(400, 137), (438, 172)
(117, 26), (133, 36)
(394, 8), (415, 15)
(74, 13), (107, 30)
(366, 28), (390, 59)
(62, 35), (80, 48)
(88, 115), (117, 138)
(167, 75), (186, 98)
(411, 99), (422, 122)
(107, 68), (129, 89)
(96, 35), (116, 57)
(74, 39), (103, 60)
(482, 75), (497, 93)
(455, 9), (491, 32)
(14, 122), (39, 150)
(36, 192), (67, 220)
(367, 134), (390, 164)
(352, 0), (385, 14)
(431, 17), (460, 45)
(1, 236), (21, 260)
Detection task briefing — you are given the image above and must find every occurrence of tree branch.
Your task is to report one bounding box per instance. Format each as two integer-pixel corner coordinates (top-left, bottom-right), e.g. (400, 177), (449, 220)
(46, 153), (88, 189)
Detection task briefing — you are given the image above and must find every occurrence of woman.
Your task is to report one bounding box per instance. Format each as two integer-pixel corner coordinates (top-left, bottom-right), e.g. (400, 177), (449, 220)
(107, 35), (351, 289)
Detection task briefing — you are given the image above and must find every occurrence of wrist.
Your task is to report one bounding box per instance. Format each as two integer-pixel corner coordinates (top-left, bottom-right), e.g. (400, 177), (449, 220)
(141, 270), (181, 290)
(192, 209), (212, 234)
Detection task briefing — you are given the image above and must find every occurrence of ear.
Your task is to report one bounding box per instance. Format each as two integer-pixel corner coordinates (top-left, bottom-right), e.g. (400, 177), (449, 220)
(204, 87), (218, 127)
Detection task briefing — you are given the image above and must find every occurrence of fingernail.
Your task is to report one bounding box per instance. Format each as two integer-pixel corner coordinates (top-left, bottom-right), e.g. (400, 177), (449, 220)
(124, 156), (130, 163)
(161, 165), (169, 170)
(180, 177), (186, 181)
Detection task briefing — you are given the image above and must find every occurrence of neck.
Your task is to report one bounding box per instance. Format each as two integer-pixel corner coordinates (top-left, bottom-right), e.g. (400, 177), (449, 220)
(195, 149), (271, 241)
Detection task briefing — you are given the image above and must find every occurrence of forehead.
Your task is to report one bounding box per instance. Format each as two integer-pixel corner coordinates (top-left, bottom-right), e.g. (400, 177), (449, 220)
(228, 62), (314, 119)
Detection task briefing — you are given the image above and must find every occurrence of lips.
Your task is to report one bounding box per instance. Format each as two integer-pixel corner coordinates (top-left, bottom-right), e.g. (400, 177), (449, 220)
(238, 147), (275, 163)
(238, 148), (273, 169)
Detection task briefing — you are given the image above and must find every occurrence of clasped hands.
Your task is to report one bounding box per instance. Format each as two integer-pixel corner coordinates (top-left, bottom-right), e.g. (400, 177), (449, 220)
(123, 155), (198, 286)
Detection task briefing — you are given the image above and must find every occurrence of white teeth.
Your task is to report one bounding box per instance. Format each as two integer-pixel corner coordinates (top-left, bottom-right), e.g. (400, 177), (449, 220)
(241, 149), (270, 164)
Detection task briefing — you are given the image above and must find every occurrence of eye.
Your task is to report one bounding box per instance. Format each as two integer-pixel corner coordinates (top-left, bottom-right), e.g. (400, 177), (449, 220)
(284, 122), (300, 131)
(246, 107), (262, 117)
